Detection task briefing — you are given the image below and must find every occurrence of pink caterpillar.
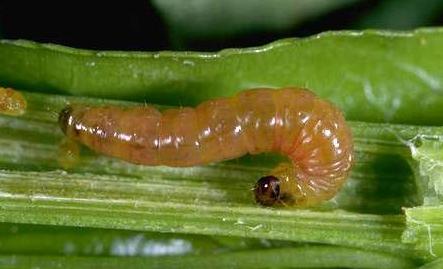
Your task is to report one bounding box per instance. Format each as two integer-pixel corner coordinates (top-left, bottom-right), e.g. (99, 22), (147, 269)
(59, 87), (353, 206)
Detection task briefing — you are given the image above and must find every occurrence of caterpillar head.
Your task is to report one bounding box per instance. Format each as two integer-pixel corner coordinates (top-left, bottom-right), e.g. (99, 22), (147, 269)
(59, 106), (74, 135)
(58, 105), (86, 138)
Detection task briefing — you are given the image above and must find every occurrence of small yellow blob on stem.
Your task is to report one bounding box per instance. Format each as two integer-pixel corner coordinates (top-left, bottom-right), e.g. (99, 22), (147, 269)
(0, 87), (27, 116)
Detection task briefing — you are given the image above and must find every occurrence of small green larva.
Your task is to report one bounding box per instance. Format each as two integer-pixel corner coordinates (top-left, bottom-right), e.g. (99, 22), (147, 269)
(59, 87), (353, 207)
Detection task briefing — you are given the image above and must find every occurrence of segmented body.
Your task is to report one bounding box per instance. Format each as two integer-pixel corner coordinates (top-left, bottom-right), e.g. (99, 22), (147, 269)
(59, 88), (353, 206)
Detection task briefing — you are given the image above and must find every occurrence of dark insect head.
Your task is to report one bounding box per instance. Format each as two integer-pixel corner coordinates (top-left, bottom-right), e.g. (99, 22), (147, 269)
(254, 175), (281, 206)
(59, 106), (73, 135)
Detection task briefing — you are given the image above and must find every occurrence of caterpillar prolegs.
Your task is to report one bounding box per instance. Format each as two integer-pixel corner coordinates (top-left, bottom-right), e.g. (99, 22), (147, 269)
(59, 88), (353, 207)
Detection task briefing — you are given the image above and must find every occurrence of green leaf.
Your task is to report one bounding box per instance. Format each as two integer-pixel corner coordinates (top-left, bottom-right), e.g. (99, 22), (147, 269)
(2, 28), (443, 124)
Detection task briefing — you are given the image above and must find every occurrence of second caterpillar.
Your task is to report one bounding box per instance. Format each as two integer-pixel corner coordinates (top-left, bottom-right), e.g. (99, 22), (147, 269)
(59, 87), (353, 207)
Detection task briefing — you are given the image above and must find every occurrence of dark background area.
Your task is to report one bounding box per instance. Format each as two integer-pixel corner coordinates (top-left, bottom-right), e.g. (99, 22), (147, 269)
(0, 0), (169, 50)
(0, 0), (442, 51)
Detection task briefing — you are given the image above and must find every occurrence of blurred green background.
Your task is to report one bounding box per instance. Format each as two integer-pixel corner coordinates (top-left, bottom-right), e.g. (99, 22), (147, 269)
(1, 0), (443, 51)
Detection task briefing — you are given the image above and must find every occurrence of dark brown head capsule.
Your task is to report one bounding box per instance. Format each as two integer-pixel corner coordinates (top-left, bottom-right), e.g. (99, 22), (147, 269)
(58, 106), (74, 135)
(254, 175), (281, 206)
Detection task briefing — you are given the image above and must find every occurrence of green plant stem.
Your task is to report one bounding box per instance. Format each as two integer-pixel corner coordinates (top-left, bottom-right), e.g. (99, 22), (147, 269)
(404, 206), (443, 259)
(0, 179), (408, 254)
(0, 222), (237, 257)
(1, 91), (442, 261)
(0, 246), (418, 269)
(419, 258), (443, 269)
